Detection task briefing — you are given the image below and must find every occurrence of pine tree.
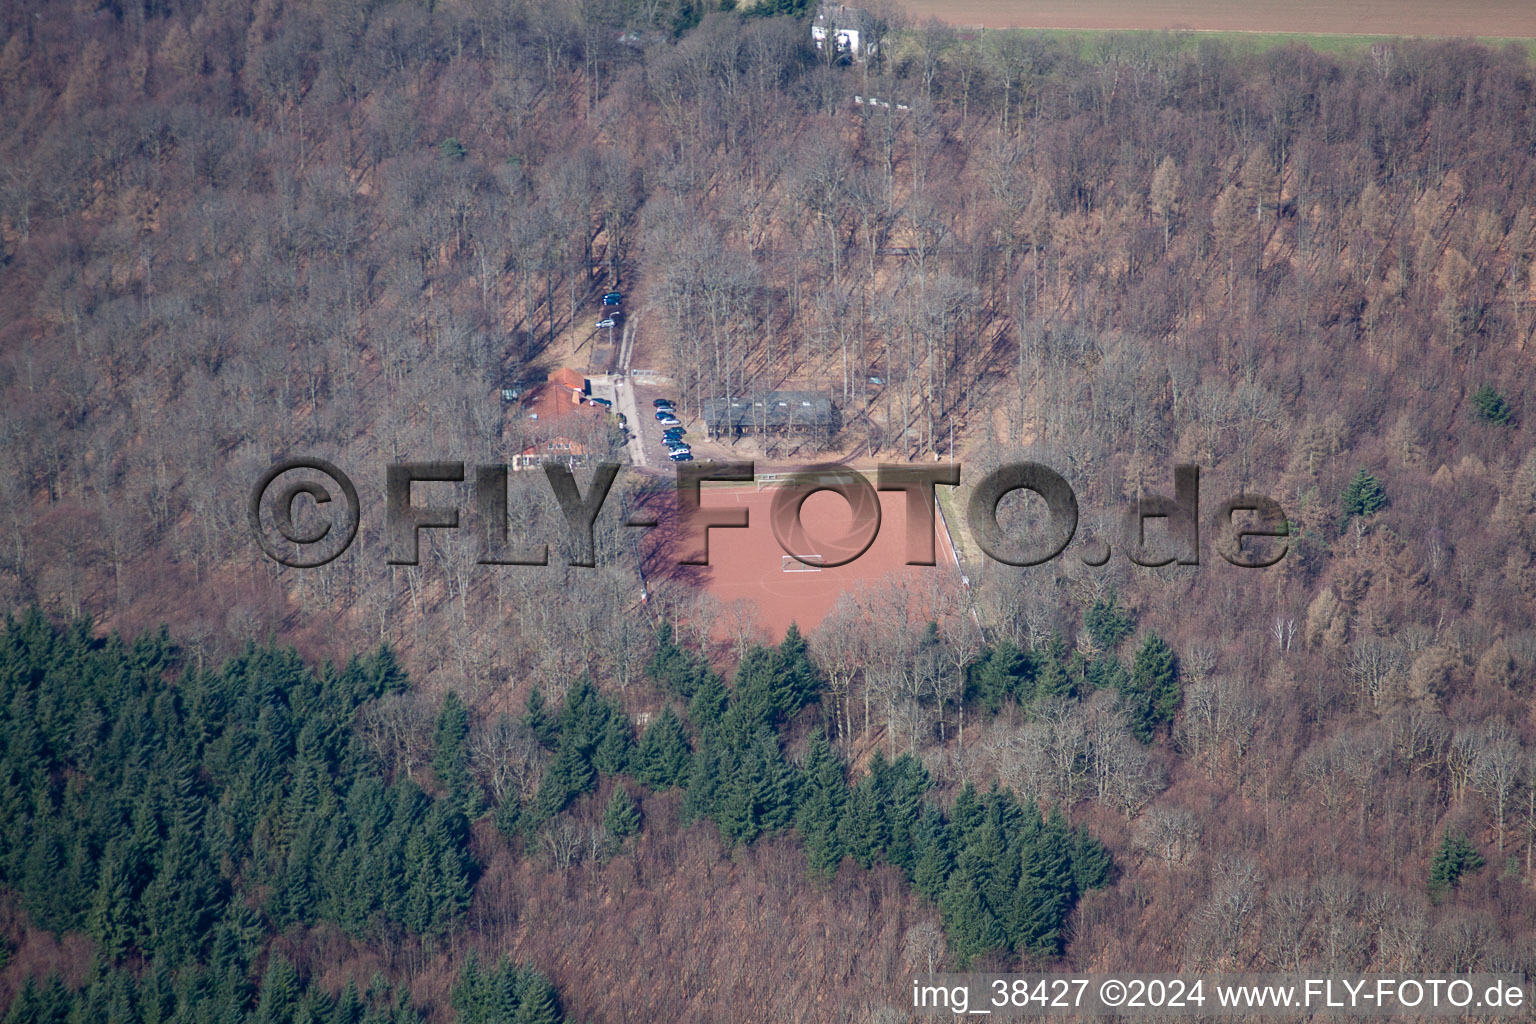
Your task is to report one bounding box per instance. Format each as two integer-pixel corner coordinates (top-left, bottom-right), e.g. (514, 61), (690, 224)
(909, 808), (954, 899)
(687, 671), (729, 731)
(969, 641), (1031, 714)
(837, 779), (883, 869)
(1140, 633), (1181, 725)
(533, 740), (595, 820)
(603, 787), (640, 840)
(756, 734), (798, 834)
(520, 689), (558, 750)
(558, 678), (604, 751)
(1010, 812), (1073, 958)
(884, 755), (931, 872)
(139, 826), (219, 964)
(1084, 587), (1135, 651)
(732, 645), (783, 729)
(1123, 632), (1179, 742)
(715, 730), (794, 845)
(512, 970), (562, 1024)
(493, 793), (523, 838)
(648, 622), (708, 698)
(948, 783), (985, 845)
(940, 855), (1006, 965)
(451, 951), (484, 1023)
(435, 843), (472, 929)
(1472, 384), (1514, 426)
(433, 692), (475, 812)
(635, 707), (691, 789)
(254, 955), (301, 1024)
(334, 980), (364, 1024)
(1033, 637), (1074, 701)
(682, 732), (726, 824)
(1428, 829), (1484, 900)
(775, 624), (822, 717)
(591, 709), (634, 777)
(795, 732), (847, 877)
(86, 853), (135, 962)
(1070, 826), (1114, 894)
(1341, 469), (1388, 518)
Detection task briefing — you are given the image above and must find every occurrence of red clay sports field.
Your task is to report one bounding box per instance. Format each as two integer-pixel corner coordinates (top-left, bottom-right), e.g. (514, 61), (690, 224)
(639, 478), (966, 639)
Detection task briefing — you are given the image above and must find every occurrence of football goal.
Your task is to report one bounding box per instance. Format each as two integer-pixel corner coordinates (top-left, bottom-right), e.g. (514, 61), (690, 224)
(781, 553), (824, 572)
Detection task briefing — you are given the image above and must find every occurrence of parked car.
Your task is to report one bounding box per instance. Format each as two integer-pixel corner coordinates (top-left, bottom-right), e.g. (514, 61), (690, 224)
(664, 439), (690, 451)
(653, 398), (676, 408)
(595, 317), (616, 329)
(661, 428), (686, 440)
(668, 450), (694, 462)
(590, 396), (612, 409)
(603, 291), (622, 306)
(658, 414), (681, 426)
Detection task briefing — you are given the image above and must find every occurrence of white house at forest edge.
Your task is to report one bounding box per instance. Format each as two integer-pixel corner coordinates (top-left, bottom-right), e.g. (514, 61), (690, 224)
(811, 4), (873, 58)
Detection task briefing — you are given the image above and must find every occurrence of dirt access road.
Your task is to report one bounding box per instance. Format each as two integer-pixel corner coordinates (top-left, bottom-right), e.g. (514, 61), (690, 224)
(901, 0), (1536, 37)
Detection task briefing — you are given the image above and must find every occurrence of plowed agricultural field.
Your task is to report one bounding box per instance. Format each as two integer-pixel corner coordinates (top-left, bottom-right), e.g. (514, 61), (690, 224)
(903, 0), (1535, 38)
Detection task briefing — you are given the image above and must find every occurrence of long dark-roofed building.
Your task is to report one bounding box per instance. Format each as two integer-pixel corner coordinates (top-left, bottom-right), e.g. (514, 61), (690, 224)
(702, 390), (837, 440)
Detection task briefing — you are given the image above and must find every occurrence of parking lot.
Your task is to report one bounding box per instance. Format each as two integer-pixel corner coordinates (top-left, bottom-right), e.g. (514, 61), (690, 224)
(628, 378), (697, 468)
(581, 373), (700, 469)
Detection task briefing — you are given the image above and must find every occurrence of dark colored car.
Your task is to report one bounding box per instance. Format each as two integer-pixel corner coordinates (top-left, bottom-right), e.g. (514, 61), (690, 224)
(603, 291), (622, 306)
(653, 398), (675, 408)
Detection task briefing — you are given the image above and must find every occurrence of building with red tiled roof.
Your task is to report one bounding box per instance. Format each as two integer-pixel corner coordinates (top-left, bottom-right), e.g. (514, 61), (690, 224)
(513, 435), (591, 471)
(506, 368), (611, 470)
(519, 368), (598, 425)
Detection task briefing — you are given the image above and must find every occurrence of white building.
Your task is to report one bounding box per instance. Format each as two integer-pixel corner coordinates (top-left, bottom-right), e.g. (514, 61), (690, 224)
(811, 4), (872, 58)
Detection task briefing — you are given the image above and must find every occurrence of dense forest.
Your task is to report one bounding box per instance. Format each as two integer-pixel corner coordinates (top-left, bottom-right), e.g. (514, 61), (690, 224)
(0, 610), (566, 1022)
(0, 610), (1109, 1020)
(4, 0), (1536, 1019)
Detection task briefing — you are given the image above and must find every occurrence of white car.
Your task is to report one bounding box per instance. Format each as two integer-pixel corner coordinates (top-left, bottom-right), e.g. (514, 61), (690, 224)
(595, 317), (617, 329)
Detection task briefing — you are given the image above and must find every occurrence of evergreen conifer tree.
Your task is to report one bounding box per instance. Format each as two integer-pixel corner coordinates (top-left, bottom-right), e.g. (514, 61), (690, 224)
(603, 787), (640, 840)
(910, 808), (954, 900)
(1130, 632), (1180, 735)
(1428, 829), (1484, 900)
(520, 689), (558, 750)
(686, 671), (729, 731)
(795, 733), (847, 877)
(940, 856), (1006, 966)
(433, 692), (475, 812)
(775, 624), (822, 717)
(1341, 468), (1388, 518)
(1084, 587), (1135, 651)
(635, 707), (692, 789)
(837, 779), (883, 869)
(591, 709), (634, 777)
